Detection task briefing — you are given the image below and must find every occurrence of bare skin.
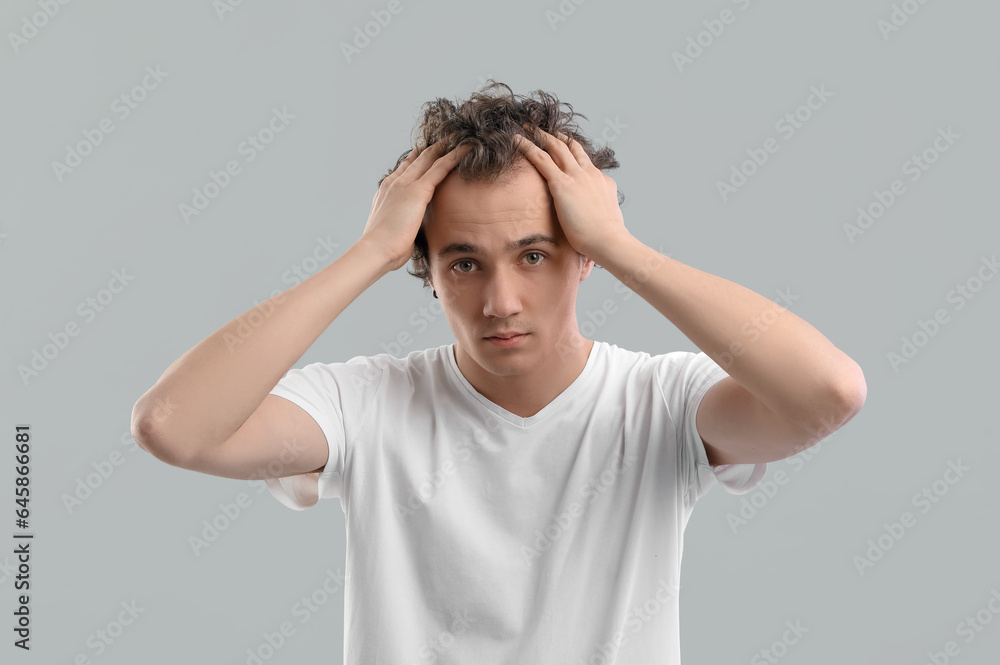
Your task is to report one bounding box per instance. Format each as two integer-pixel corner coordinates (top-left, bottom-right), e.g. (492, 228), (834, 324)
(423, 160), (596, 418)
(131, 140), (473, 479)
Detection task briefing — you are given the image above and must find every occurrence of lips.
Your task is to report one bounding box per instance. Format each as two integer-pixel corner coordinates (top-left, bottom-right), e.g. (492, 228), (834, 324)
(486, 332), (526, 339)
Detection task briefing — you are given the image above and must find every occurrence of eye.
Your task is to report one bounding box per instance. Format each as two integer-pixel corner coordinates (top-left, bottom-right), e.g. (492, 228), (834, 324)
(523, 252), (545, 265)
(452, 260), (478, 273)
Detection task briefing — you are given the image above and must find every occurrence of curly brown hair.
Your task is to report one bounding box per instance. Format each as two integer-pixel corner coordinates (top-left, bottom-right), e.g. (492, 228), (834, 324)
(376, 80), (625, 293)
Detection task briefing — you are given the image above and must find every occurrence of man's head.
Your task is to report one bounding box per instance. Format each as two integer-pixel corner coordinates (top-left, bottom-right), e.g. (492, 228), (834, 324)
(376, 81), (624, 377)
(377, 81), (624, 288)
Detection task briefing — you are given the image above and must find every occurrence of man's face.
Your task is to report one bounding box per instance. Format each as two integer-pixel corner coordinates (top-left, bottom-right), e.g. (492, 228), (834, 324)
(425, 158), (594, 378)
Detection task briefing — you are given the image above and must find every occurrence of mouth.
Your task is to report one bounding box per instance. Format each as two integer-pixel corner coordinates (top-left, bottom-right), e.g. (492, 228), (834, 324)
(484, 332), (529, 347)
(485, 332), (527, 340)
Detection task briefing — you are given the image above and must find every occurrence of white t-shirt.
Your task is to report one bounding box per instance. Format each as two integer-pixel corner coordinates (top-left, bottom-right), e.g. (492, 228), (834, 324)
(266, 341), (767, 664)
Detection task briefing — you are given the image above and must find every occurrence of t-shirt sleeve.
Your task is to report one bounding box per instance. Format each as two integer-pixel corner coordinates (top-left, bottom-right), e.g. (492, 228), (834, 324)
(657, 350), (767, 507)
(264, 354), (386, 511)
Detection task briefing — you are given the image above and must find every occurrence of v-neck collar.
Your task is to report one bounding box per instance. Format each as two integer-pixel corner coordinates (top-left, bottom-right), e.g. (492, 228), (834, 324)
(445, 340), (601, 428)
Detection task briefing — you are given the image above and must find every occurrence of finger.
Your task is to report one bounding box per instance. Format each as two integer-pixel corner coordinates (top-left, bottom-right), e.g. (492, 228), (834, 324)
(417, 142), (473, 184)
(514, 133), (565, 184)
(413, 138), (434, 157)
(551, 130), (594, 171)
(382, 142), (427, 186)
(560, 134), (592, 167)
(393, 141), (447, 181)
(413, 140), (445, 162)
(548, 129), (591, 168)
(522, 124), (575, 172)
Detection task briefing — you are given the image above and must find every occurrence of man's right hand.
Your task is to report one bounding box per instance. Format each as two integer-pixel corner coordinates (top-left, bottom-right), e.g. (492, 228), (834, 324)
(132, 140), (473, 483)
(359, 140), (473, 271)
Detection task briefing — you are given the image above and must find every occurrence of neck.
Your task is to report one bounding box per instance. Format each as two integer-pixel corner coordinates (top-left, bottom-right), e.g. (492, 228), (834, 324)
(455, 334), (594, 418)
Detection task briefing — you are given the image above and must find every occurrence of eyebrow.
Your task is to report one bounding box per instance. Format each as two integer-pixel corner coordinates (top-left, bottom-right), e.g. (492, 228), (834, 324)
(436, 234), (560, 259)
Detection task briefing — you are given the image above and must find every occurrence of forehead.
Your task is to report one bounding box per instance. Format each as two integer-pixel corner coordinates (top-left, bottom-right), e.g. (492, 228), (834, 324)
(425, 162), (562, 247)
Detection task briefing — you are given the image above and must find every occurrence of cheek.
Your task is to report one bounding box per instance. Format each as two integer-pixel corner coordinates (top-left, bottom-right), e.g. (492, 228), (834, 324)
(557, 267), (586, 307)
(556, 261), (584, 291)
(438, 272), (476, 303)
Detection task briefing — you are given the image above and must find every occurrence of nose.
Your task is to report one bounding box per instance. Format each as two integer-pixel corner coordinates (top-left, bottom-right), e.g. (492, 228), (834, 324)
(483, 264), (523, 319)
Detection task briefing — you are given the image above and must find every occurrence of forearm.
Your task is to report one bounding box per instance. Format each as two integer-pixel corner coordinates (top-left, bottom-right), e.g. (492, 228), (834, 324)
(132, 238), (392, 461)
(592, 233), (865, 428)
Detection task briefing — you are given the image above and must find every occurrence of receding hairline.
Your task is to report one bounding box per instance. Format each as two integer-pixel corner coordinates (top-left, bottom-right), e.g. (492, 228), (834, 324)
(421, 156), (551, 238)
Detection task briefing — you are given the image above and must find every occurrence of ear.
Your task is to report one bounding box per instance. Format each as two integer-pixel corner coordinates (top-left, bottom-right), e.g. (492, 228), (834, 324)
(578, 253), (595, 281)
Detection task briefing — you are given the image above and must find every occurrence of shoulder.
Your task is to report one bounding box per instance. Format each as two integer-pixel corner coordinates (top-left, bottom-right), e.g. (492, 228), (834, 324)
(596, 341), (683, 376)
(594, 340), (649, 367)
(282, 345), (447, 389)
(336, 344), (452, 386)
(372, 344), (451, 374)
(596, 343), (725, 391)
(586, 341), (668, 393)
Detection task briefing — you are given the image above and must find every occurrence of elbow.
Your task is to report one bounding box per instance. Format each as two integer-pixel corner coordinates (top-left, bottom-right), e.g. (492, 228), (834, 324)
(834, 361), (867, 420)
(131, 410), (159, 457)
(791, 364), (867, 450)
(131, 395), (191, 468)
(813, 364), (867, 436)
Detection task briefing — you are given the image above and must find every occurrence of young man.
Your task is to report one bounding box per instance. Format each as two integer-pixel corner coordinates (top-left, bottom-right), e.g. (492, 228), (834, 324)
(132, 83), (865, 663)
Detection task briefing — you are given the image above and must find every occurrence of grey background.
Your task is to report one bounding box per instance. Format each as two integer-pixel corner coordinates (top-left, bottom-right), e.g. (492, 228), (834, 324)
(2, 0), (998, 663)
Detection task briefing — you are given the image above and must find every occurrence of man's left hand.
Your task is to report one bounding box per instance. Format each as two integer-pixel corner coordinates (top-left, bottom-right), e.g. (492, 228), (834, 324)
(513, 125), (630, 262)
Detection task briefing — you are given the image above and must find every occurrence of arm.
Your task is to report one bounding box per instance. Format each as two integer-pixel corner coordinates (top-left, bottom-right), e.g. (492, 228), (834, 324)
(131, 240), (388, 475)
(131, 140), (472, 478)
(512, 126), (866, 466)
(592, 234), (866, 464)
